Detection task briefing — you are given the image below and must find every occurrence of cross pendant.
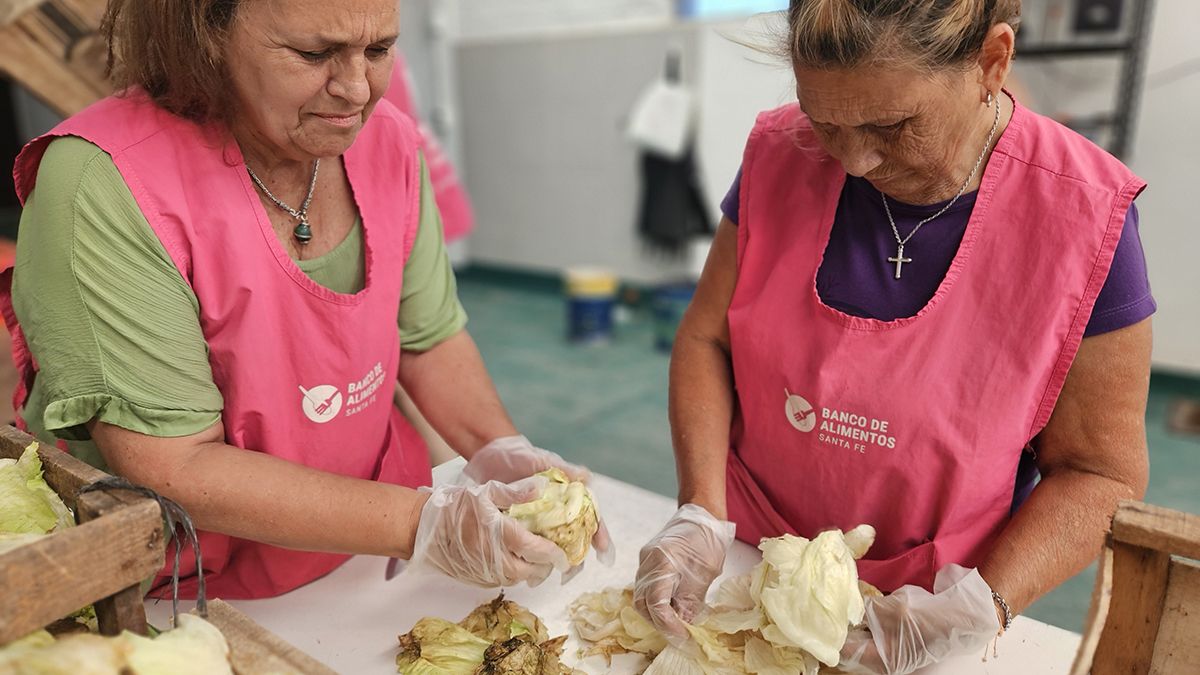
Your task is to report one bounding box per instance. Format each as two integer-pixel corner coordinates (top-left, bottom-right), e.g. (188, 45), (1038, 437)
(888, 244), (912, 280)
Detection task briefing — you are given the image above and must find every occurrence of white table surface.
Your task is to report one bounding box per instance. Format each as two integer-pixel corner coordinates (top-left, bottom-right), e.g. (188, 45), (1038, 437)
(147, 461), (1082, 674)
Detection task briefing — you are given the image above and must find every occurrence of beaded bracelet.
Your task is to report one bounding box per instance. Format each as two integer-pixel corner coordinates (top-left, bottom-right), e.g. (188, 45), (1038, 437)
(992, 589), (1014, 632)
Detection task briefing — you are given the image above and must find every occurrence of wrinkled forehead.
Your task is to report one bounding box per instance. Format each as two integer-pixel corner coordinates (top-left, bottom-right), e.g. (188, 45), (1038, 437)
(239, 0), (401, 43)
(794, 65), (958, 126)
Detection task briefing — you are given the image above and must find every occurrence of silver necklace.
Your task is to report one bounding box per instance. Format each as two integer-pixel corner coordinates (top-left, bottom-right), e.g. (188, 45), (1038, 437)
(882, 95), (1002, 279)
(247, 159), (320, 245)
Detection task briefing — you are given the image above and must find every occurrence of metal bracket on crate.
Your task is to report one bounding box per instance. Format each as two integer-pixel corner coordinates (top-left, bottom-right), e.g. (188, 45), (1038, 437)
(78, 477), (207, 624)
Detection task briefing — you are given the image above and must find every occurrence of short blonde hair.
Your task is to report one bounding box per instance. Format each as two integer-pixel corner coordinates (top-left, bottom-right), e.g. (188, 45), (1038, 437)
(102, 0), (243, 123)
(787, 0), (1021, 70)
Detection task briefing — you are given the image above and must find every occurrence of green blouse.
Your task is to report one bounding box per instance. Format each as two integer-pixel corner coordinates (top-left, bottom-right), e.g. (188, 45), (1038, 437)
(12, 136), (466, 466)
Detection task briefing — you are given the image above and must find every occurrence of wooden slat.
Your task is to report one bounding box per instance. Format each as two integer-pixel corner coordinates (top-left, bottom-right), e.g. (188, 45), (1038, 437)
(0, 425), (110, 509)
(1092, 541), (1173, 675)
(77, 490), (149, 637)
(0, 499), (164, 644)
(1112, 500), (1200, 562)
(1070, 545), (1114, 675)
(204, 600), (338, 675)
(0, 0), (110, 116)
(1149, 557), (1200, 673)
(0, 0), (44, 26)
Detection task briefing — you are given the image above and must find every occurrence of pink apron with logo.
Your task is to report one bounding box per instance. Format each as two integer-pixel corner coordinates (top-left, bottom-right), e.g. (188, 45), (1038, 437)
(384, 57), (474, 243)
(4, 92), (433, 599)
(725, 98), (1144, 592)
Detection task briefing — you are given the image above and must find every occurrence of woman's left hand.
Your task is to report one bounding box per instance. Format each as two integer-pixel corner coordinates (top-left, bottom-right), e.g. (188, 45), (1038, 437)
(463, 435), (614, 565)
(839, 565), (1001, 675)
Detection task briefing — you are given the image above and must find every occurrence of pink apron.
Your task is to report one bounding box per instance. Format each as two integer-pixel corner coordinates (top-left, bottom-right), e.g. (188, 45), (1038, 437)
(384, 57), (474, 243)
(4, 91), (433, 599)
(726, 97), (1144, 592)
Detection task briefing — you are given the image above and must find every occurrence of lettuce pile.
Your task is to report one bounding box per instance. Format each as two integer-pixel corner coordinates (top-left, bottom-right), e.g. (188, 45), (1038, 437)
(397, 593), (578, 675)
(570, 525), (879, 674)
(0, 443), (73, 554)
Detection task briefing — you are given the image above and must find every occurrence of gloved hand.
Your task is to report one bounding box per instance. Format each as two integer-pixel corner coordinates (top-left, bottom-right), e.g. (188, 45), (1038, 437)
(839, 565), (1002, 675)
(464, 434), (591, 483)
(408, 477), (570, 587)
(633, 504), (736, 643)
(464, 435), (614, 566)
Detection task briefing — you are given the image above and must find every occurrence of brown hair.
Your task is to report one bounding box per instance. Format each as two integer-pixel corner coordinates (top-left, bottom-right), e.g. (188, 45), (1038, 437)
(102, 0), (243, 123)
(786, 0), (1021, 71)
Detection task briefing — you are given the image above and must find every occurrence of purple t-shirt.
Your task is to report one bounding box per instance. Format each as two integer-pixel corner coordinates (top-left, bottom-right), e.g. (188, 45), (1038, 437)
(721, 168), (1155, 337)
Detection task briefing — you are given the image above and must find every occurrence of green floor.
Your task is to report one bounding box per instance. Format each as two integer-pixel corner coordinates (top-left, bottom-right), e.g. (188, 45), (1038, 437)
(456, 268), (1200, 633)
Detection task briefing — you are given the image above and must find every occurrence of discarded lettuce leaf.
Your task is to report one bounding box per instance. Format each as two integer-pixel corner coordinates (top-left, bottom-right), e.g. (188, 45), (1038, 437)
(476, 634), (572, 675)
(0, 443), (73, 537)
(573, 525), (877, 673)
(568, 587), (667, 662)
(397, 618), (491, 674)
(460, 593), (549, 644)
(398, 596), (574, 675)
(505, 468), (598, 566)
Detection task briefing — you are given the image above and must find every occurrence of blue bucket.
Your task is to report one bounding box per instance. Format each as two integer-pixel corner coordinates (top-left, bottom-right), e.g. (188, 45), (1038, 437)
(652, 283), (696, 352)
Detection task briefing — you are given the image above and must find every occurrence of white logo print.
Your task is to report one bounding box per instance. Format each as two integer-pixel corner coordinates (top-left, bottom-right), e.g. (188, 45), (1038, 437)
(785, 389), (816, 433)
(298, 384), (343, 424)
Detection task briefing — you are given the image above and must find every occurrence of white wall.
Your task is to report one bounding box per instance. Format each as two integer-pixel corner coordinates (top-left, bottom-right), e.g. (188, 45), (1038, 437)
(453, 14), (795, 283)
(1129, 1), (1200, 374)
(457, 0), (672, 42)
(455, 24), (701, 284)
(694, 15), (796, 220)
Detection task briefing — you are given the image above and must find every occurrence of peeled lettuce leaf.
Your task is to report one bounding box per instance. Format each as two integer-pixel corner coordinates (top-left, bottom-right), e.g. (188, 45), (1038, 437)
(0, 443), (73, 536)
(0, 632), (125, 674)
(742, 635), (819, 675)
(575, 525), (877, 674)
(755, 529), (873, 667)
(506, 469), (598, 566)
(0, 615), (232, 675)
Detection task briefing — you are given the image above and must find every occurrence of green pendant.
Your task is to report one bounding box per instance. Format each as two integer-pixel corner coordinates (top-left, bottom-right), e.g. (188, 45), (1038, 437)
(293, 219), (313, 245)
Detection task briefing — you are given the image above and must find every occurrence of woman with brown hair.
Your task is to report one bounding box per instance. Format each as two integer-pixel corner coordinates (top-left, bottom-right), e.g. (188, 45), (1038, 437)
(2, 0), (610, 599)
(634, 1), (1154, 672)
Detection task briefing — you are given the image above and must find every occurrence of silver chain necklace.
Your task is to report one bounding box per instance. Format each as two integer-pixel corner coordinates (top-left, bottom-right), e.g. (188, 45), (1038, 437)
(882, 95), (1002, 279)
(247, 159), (320, 245)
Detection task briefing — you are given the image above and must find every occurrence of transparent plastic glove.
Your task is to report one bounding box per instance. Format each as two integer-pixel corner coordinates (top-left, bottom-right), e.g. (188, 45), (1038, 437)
(408, 477), (570, 588)
(463, 435), (615, 566)
(633, 504), (736, 644)
(839, 565), (1001, 675)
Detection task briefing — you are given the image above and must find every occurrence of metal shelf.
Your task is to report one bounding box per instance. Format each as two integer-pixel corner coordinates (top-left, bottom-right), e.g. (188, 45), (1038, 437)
(1015, 0), (1156, 160)
(1017, 42), (1132, 58)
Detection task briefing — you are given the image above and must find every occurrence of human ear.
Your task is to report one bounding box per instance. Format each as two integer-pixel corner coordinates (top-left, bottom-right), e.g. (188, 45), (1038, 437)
(977, 23), (1016, 101)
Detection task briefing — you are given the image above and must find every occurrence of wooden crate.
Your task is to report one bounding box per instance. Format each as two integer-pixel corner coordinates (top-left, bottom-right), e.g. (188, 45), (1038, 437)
(0, 0), (111, 117)
(205, 600), (338, 675)
(0, 424), (165, 645)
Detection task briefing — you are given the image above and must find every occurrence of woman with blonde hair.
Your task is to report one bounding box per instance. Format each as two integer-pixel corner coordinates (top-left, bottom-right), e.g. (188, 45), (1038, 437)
(635, 1), (1154, 672)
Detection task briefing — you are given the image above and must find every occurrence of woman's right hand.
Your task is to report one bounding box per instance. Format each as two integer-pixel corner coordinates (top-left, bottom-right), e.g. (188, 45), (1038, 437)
(633, 504), (736, 642)
(409, 477), (571, 587)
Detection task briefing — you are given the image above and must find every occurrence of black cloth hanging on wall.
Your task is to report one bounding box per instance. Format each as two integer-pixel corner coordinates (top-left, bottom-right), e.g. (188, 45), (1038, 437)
(635, 143), (712, 256)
